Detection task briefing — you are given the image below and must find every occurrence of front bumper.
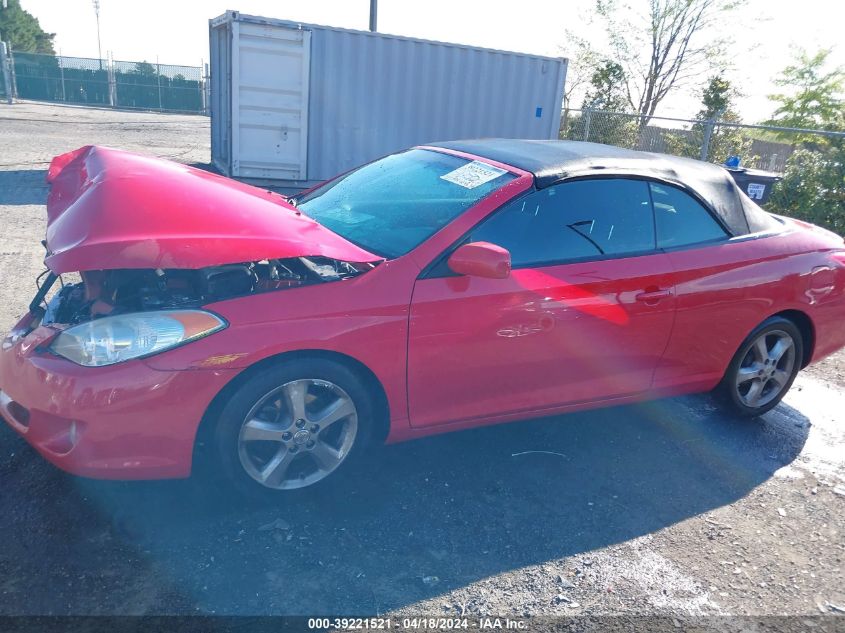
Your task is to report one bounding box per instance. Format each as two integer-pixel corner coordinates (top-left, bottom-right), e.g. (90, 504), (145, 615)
(0, 320), (239, 479)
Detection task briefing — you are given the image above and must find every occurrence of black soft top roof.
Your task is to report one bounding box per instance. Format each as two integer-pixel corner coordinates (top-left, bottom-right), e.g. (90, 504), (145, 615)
(429, 139), (775, 236)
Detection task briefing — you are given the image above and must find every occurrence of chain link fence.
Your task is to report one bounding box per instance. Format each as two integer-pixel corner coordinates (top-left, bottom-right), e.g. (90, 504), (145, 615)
(561, 108), (845, 235)
(12, 52), (110, 106)
(560, 108), (843, 173)
(1, 48), (207, 114)
(111, 59), (204, 112)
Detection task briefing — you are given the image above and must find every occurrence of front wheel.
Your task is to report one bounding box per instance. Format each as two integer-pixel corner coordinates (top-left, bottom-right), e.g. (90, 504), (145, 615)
(213, 358), (374, 498)
(714, 316), (803, 418)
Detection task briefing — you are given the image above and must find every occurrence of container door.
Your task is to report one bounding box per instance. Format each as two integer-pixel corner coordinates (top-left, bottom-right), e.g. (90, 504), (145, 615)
(232, 21), (310, 180)
(209, 21), (231, 173)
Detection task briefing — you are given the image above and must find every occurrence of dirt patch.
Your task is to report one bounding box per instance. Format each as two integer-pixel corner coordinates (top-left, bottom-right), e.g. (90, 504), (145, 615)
(805, 349), (845, 389)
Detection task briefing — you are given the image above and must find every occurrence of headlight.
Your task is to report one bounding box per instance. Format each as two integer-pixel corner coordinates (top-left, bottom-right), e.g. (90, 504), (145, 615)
(50, 310), (226, 367)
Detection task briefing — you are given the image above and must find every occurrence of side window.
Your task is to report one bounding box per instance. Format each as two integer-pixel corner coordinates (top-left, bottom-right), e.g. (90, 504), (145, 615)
(650, 182), (728, 248)
(468, 179), (655, 267)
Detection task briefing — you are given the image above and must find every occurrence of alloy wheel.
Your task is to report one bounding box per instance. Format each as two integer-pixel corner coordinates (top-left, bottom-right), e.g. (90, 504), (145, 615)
(734, 329), (796, 409)
(237, 378), (358, 490)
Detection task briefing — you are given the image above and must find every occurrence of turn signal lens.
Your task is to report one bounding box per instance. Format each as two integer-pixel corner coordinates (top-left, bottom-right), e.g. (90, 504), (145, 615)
(50, 310), (226, 367)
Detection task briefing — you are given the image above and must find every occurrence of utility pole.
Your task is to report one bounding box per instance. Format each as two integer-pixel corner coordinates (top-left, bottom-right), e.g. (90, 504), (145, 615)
(93, 0), (102, 70)
(1, 41), (13, 104)
(369, 0), (377, 32)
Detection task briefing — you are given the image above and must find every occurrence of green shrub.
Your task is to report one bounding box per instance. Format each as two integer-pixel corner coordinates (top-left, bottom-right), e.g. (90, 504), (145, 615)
(768, 143), (845, 235)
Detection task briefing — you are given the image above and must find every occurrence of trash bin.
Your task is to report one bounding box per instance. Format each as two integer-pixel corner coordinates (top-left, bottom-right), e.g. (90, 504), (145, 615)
(726, 168), (781, 205)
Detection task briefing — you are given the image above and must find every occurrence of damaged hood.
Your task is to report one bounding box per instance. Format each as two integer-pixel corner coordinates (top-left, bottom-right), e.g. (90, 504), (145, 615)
(43, 146), (380, 273)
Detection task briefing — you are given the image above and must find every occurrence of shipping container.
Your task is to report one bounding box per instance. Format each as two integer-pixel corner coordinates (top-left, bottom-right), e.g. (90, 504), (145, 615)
(209, 11), (567, 185)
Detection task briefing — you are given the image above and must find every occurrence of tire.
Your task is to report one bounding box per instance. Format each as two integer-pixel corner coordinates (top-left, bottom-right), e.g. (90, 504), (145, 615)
(713, 316), (803, 418)
(212, 358), (374, 500)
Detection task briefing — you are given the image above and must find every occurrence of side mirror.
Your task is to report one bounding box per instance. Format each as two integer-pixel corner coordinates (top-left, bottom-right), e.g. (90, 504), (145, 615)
(447, 242), (511, 279)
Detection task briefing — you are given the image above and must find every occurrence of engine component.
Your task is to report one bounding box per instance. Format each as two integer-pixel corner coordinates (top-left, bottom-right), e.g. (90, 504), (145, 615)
(38, 257), (373, 327)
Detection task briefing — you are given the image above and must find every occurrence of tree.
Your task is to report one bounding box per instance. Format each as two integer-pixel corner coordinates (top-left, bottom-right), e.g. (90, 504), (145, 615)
(697, 75), (751, 162)
(590, 0), (738, 121)
(767, 139), (845, 235)
(131, 61), (158, 77)
(582, 60), (628, 111)
(662, 75), (751, 162)
(0, 0), (55, 54)
(697, 74), (732, 120)
(766, 53), (845, 234)
(559, 32), (602, 111)
(764, 48), (845, 134)
(562, 59), (639, 147)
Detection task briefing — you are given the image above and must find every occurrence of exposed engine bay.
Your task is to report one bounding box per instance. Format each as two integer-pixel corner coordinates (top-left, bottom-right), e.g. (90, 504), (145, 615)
(35, 257), (374, 327)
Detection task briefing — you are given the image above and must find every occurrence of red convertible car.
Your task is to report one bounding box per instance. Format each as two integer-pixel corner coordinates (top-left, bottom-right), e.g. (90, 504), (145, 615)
(1, 140), (844, 496)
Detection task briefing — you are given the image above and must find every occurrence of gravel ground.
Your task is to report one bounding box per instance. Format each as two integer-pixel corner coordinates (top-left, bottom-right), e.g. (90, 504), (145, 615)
(0, 102), (843, 621)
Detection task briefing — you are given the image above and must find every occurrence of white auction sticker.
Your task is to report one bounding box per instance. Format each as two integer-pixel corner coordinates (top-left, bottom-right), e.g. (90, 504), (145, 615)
(440, 160), (508, 189)
(747, 183), (766, 200)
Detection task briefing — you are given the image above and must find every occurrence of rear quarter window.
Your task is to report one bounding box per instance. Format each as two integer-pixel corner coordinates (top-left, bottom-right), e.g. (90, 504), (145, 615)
(650, 183), (728, 248)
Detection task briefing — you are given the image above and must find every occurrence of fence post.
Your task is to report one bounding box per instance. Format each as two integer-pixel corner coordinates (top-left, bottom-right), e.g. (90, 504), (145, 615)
(583, 108), (592, 142)
(8, 45), (17, 99)
(198, 58), (205, 115)
(156, 57), (162, 111)
(559, 107), (568, 139)
(0, 42), (13, 104)
(58, 54), (66, 102)
(107, 56), (116, 107)
(700, 112), (723, 162)
(203, 63), (210, 116)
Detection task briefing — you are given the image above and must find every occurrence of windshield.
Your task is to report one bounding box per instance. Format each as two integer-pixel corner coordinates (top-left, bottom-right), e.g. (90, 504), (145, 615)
(296, 149), (517, 258)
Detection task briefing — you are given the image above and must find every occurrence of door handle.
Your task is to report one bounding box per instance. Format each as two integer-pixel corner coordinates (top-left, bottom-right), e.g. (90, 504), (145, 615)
(635, 288), (672, 303)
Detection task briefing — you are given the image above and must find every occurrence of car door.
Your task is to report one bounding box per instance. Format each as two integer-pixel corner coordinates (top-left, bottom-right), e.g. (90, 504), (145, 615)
(644, 181), (764, 390)
(407, 178), (677, 428)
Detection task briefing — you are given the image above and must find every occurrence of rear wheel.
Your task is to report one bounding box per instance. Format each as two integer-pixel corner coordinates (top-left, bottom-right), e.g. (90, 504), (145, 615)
(714, 316), (803, 418)
(213, 358), (373, 498)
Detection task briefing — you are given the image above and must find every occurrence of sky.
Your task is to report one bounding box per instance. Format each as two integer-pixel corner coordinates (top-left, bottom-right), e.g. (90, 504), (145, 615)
(16, 0), (845, 123)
